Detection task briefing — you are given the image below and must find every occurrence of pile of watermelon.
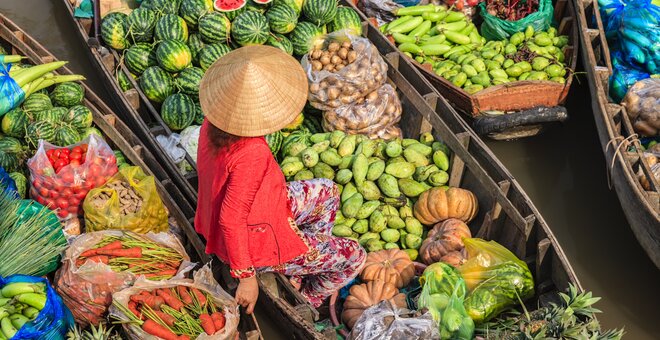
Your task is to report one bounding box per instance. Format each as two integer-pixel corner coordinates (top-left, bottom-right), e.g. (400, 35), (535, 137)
(100, 0), (363, 135)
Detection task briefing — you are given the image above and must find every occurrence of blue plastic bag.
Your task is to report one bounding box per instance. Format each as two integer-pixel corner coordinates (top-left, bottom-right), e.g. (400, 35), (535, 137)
(0, 165), (18, 198)
(0, 275), (74, 340)
(610, 51), (651, 102)
(0, 64), (25, 117)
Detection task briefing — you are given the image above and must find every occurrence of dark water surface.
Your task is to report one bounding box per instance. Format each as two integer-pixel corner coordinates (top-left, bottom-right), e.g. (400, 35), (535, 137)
(1, 0), (658, 338)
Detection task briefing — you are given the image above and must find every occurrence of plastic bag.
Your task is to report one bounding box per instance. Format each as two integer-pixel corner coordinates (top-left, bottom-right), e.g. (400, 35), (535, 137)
(302, 32), (389, 111)
(27, 134), (118, 220)
(0, 64), (25, 116)
(0, 165), (19, 198)
(180, 125), (201, 163)
(83, 166), (168, 233)
(458, 238), (534, 323)
(156, 134), (186, 164)
(0, 275), (74, 339)
(348, 300), (440, 340)
(417, 262), (474, 339)
(622, 78), (660, 136)
(54, 230), (192, 326)
(322, 84), (403, 139)
(479, 0), (554, 40)
(358, 0), (404, 26)
(110, 264), (240, 340)
(609, 51), (651, 102)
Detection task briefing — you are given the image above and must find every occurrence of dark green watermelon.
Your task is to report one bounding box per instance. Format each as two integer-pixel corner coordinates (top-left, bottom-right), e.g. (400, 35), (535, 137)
(266, 33), (293, 55)
(199, 12), (231, 44)
(175, 67), (205, 96)
(50, 82), (85, 108)
(198, 43), (232, 70)
(1, 108), (29, 138)
(179, 0), (213, 28)
(231, 11), (270, 46)
(127, 7), (157, 43)
(63, 105), (94, 131)
(161, 94), (196, 131)
(124, 43), (158, 75)
(154, 14), (189, 42)
(21, 93), (52, 113)
(53, 124), (82, 147)
(156, 39), (193, 73)
(0, 136), (27, 172)
(101, 12), (130, 50)
(139, 66), (175, 103)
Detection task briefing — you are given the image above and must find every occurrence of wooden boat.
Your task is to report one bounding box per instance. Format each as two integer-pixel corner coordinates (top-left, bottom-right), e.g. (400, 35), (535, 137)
(345, 0), (579, 140)
(60, 0), (199, 206)
(574, 0), (660, 268)
(0, 13), (262, 339)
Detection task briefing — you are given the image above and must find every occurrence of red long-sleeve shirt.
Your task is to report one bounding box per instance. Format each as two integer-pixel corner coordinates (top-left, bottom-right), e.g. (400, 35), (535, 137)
(194, 121), (308, 278)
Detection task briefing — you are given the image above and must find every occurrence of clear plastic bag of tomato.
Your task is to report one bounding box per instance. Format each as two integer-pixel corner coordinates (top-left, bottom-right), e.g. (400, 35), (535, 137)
(27, 134), (118, 220)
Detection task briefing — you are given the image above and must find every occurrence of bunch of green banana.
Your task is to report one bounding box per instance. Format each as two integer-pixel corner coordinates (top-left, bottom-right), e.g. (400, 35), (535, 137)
(0, 282), (48, 339)
(279, 130), (453, 260)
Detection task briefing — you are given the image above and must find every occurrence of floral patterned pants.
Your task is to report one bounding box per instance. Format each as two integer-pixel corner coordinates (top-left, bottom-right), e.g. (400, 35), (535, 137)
(257, 178), (367, 308)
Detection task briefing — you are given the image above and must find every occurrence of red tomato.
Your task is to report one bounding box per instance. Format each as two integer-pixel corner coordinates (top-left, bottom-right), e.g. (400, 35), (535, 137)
(67, 206), (78, 214)
(61, 188), (74, 198)
(44, 198), (56, 209)
(39, 187), (50, 198)
(54, 159), (67, 169)
(68, 196), (81, 207)
(53, 149), (61, 158)
(106, 167), (118, 177)
(46, 149), (55, 158)
(60, 171), (75, 184)
(57, 209), (69, 218)
(89, 164), (103, 178)
(56, 198), (69, 210)
(94, 177), (106, 187)
(60, 148), (70, 155)
(71, 146), (83, 153)
(69, 160), (81, 168)
(70, 152), (82, 160)
(36, 196), (46, 205)
(106, 156), (117, 166)
(52, 181), (64, 193)
(74, 190), (88, 201)
(81, 144), (88, 152)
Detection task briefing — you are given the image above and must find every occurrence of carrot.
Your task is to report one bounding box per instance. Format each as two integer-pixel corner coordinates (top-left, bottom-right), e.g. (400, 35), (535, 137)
(211, 312), (226, 331)
(190, 287), (207, 305)
(177, 286), (193, 304)
(199, 313), (216, 335)
(76, 255), (109, 266)
(80, 240), (123, 257)
(153, 310), (176, 327)
(142, 319), (178, 340)
(130, 293), (164, 310)
(128, 300), (143, 320)
(156, 289), (184, 311)
(178, 336), (190, 340)
(97, 247), (143, 258)
(143, 269), (178, 278)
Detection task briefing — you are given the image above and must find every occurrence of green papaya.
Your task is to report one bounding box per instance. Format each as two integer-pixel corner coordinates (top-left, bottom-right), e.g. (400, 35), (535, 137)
(281, 156), (301, 165)
(335, 210), (345, 224)
(281, 161), (304, 176)
(335, 169), (353, 185)
(359, 139), (378, 157)
(406, 143), (433, 157)
(405, 217), (423, 236)
(384, 242), (400, 250)
(300, 148), (319, 168)
(374, 141), (387, 159)
(358, 232), (379, 247)
(358, 180), (381, 201)
(398, 178), (427, 197)
(404, 234), (422, 249)
(287, 142), (308, 157)
(352, 154), (369, 186)
(385, 140), (403, 157)
(341, 182), (357, 203)
(369, 210), (387, 233)
(356, 200), (381, 219)
(386, 156), (407, 166)
(319, 149), (342, 166)
(352, 219), (369, 234)
(312, 162), (335, 180)
(365, 238), (384, 252)
(419, 132), (434, 145)
(338, 134), (357, 156)
(329, 130), (346, 148)
(343, 218), (356, 228)
(399, 206), (414, 219)
(294, 169), (314, 181)
(309, 132), (330, 144)
(381, 229), (401, 243)
(385, 162), (416, 178)
(377, 174), (401, 198)
(311, 140), (330, 153)
(432, 150), (450, 171)
(332, 225), (352, 237)
(402, 138), (419, 147)
(341, 193), (363, 218)
(380, 205), (399, 217)
(403, 148), (430, 167)
(432, 141), (450, 155)
(414, 165), (440, 182)
(387, 215), (406, 229)
(427, 170), (449, 186)
(403, 249), (418, 261)
(338, 155), (355, 169)
(366, 160), (386, 181)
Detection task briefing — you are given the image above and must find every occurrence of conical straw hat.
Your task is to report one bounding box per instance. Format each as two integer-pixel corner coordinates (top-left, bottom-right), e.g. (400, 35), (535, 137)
(199, 45), (308, 137)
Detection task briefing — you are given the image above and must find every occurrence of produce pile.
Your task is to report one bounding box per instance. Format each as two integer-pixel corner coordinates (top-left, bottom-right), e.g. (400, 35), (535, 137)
(383, 4), (570, 94)
(486, 0), (539, 21)
(0, 282), (50, 339)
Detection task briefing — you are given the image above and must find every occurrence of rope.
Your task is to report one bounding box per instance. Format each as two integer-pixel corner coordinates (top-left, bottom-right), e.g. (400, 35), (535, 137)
(604, 134), (639, 189)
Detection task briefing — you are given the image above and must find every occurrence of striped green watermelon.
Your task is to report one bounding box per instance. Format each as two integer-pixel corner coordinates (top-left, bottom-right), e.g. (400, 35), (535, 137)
(289, 22), (325, 56)
(179, 0), (213, 28)
(175, 67), (205, 95)
(125, 43), (157, 75)
(80, 127), (104, 141)
(139, 66), (175, 103)
(35, 107), (67, 124)
(127, 7), (157, 43)
(101, 12), (130, 50)
(0, 137), (27, 172)
(266, 4), (298, 34)
(21, 93), (52, 113)
(8, 172), (26, 198)
(280, 129), (311, 157)
(246, 1), (271, 13)
(155, 15), (189, 42)
(224, 7), (248, 21)
(53, 124), (82, 147)
(26, 121), (56, 146)
(199, 12), (231, 44)
(142, 0), (181, 15)
(266, 33), (293, 54)
(161, 94), (196, 131)
(198, 43), (232, 71)
(50, 82), (85, 107)
(116, 71), (135, 92)
(63, 105), (94, 131)
(1, 108), (29, 138)
(231, 11), (270, 46)
(329, 6), (361, 36)
(265, 130), (283, 156)
(302, 113), (323, 133)
(274, 0), (303, 14)
(194, 102), (204, 124)
(156, 39), (192, 73)
(302, 0), (337, 26)
(187, 33), (205, 65)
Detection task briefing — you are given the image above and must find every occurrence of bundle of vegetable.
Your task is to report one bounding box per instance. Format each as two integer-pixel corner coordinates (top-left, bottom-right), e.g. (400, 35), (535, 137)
(0, 281), (48, 339)
(0, 191), (67, 277)
(486, 0), (540, 21)
(0, 59), (85, 116)
(279, 130), (454, 259)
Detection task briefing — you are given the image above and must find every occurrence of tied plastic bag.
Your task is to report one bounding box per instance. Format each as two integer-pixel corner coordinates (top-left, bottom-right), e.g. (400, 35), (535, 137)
(54, 230), (192, 326)
(83, 166), (168, 233)
(0, 275), (74, 339)
(302, 33), (389, 111)
(358, 0), (404, 26)
(27, 134), (118, 220)
(180, 125), (201, 163)
(609, 51), (651, 102)
(459, 238), (534, 323)
(479, 0), (554, 40)
(322, 84), (403, 139)
(417, 262), (474, 340)
(110, 264), (240, 340)
(622, 78), (660, 136)
(0, 165), (19, 198)
(348, 300), (440, 340)
(0, 64), (25, 116)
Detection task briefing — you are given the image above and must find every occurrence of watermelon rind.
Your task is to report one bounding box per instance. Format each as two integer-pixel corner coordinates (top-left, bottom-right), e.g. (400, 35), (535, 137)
(101, 12), (131, 50)
(302, 0), (338, 26)
(80, 127), (104, 141)
(194, 102), (204, 125)
(197, 43), (232, 71)
(231, 11), (270, 46)
(288, 21), (325, 56)
(156, 39), (193, 73)
(50, 82), (85, 108)
(125, 43), (158, 75)
(265, 130), (283, 156)
(161, 93), (196, 131)
(199, 12), (231, 44)
(179, 0), (213, 28)
(175, 67), (205, 96)
(127, 7), (157, 43)
(266, 4), (298, 34)
(154, 14), (189, 43)
(266, 33), (294, 55)
(139, 66), (175, 103)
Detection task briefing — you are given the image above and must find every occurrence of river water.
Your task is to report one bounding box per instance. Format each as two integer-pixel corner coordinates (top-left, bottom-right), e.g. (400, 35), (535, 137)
(1, 0), (658, 338)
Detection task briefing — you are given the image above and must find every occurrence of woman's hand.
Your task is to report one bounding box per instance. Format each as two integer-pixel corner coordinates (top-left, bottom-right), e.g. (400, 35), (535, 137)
(235, 276), (259, 314)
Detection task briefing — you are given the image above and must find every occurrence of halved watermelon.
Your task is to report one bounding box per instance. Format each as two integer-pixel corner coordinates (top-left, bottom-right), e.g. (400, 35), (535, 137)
(214, 0), (247, 11)
(253, 0), (273, 3)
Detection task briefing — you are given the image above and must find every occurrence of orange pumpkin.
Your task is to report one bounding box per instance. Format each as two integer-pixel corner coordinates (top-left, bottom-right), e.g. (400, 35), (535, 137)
(359, 249), (415, 289)
(341, 280), (406, 329)
(413, 187), (478, 225)
(419, 219), (471, 266)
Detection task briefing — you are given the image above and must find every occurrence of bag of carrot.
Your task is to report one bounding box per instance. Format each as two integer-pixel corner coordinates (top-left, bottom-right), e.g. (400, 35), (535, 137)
(54, 230), (193, 326)
(110, 265), (239, 340)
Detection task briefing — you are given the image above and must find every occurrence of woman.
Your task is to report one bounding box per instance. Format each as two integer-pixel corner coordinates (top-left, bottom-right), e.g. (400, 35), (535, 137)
(194, 45), (366, 314)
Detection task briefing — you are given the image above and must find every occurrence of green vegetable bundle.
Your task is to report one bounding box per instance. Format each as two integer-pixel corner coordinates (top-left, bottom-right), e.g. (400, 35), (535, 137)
(278, 130), (452, 259)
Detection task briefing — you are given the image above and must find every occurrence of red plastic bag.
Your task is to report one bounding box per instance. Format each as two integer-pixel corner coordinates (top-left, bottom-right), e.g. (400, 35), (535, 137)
(27, 134), (118, 219)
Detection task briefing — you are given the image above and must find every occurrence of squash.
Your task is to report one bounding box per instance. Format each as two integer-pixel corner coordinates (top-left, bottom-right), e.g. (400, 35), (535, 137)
(413, 187), (478, 225)
(341, 280), (406, 329)
(360, 249), (415, 289)
(419, 218), (471, 266)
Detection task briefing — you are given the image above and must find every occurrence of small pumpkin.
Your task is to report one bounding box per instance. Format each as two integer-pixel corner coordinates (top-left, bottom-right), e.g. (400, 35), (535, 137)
(413, 187), (478, 225)
(341, 280), (406, 329)
(419, 218), (472, 266)
(360, 249), (415, 289)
